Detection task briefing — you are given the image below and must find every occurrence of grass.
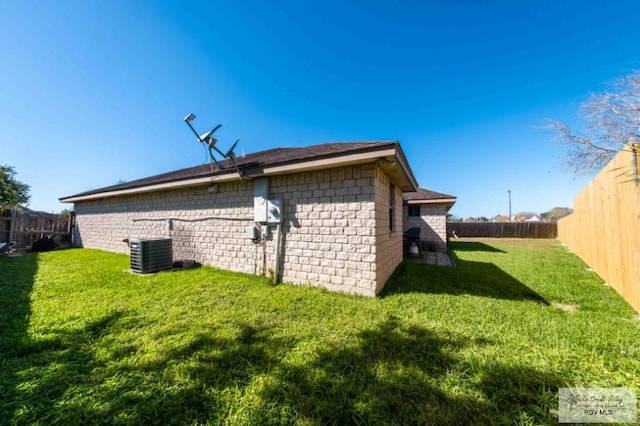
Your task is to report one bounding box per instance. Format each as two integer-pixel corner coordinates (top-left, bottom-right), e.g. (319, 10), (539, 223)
(1, 238), (638, 425)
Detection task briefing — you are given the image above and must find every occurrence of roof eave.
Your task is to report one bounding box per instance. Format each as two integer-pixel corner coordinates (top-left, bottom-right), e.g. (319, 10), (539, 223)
(405, 198), (457, 205)
(374, 143), (418, 192)
(405, 198), (457, 213)
(59, 172), (243, 203)
(61, 143), (417, 203)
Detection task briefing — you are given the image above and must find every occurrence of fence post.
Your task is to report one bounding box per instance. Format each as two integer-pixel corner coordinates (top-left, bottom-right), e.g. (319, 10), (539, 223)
(67, 212), (75, 247)
(8, 207), (17, 242)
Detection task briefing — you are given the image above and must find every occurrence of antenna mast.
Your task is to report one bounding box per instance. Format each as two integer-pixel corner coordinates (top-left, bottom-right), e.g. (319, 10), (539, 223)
(183, 113), (242, 175)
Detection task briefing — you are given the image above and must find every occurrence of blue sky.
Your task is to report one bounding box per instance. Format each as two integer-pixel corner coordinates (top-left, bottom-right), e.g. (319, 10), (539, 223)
(2, 0), (639, 218)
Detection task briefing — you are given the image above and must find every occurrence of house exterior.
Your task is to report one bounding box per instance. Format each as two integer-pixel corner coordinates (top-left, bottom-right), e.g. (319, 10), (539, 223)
(402, 188), (457, 251)
(60, 141), (419, 296)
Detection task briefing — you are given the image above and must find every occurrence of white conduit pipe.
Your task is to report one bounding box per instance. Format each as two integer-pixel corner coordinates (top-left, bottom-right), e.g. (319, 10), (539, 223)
(273, 222), (282, 285)
(132, 216), (251, 223)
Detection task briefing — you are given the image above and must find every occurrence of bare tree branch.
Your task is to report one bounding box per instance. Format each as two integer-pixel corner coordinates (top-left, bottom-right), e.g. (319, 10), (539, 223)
(547, 70), (640, 175)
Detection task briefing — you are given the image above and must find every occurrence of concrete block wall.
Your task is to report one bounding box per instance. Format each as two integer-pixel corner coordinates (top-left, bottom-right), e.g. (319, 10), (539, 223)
(404, 203), (448, 251)
(73, 164), (400, 296)
(373, 165), (404, 293)
(269, 165), (378, 295)
(72, 182), (258, 272)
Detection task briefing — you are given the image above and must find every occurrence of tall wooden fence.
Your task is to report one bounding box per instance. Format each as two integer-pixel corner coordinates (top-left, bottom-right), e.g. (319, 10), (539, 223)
(558, 145), (640, 313)
(448, 222), (557, 238)
(0, 208), (74, 248)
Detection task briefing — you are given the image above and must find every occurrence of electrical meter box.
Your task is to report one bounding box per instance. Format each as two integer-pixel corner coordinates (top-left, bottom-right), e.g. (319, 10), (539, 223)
(253, 177), (281, 223)
(254, 177), (269, 222)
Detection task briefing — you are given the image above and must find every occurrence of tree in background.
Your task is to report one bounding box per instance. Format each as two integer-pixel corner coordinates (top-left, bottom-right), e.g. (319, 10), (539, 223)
(447, 214), (463, 222)
(548, 71), (640, 175)
(464, 216), (490, 223)
(0, 165), (30, 207)
(541, 207), (573, 221)
(515, 211), (539, 220)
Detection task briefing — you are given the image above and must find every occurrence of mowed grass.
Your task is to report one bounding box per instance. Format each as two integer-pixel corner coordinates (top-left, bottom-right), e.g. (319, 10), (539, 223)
(1, 238), (639, 425)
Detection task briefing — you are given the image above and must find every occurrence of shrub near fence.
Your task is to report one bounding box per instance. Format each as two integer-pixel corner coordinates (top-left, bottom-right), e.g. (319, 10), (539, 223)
(448, 222), (558, 238)
(558, 145), (640, 314)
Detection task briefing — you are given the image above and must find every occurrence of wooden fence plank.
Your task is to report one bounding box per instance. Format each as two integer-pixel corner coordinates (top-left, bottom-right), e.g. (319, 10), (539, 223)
(8, 208), (17, 241)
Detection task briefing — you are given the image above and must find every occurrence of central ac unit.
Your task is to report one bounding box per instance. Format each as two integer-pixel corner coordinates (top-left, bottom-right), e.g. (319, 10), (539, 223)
(130, 238), (173, 273)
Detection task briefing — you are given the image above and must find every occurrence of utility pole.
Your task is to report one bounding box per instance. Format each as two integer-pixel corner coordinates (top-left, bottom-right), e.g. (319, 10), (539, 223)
(508, 190), (512, 222)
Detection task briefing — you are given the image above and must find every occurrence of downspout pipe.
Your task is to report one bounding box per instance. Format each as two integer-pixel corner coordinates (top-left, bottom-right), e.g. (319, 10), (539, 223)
(273, 222), (282, 284)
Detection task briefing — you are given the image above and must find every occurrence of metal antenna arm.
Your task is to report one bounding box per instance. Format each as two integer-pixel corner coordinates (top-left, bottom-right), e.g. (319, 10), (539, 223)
(183, 113), (201, 140)
(208, 146), (223, 169)
(210, 143), (226, 157)
(228, 149), (242, 176)
(225, 138), (240, 158)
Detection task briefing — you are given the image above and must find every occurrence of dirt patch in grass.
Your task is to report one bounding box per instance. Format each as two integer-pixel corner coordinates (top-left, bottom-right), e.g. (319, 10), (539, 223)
(552, 302), (579, 313)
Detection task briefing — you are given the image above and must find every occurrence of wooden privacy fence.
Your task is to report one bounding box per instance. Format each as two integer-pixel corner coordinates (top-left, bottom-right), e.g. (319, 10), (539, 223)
(448, 222), (557, 238)
(0, 208), (74, 248)
(558, 145), (640, 313)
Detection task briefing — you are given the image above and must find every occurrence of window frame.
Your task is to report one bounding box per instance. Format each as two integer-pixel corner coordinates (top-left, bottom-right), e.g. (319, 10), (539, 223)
(389, 183), (395, 232)
(408, 205), (421, 217)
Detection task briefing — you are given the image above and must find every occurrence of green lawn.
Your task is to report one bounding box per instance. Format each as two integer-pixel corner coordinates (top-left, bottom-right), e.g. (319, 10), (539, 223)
(1, 238), (638, 425)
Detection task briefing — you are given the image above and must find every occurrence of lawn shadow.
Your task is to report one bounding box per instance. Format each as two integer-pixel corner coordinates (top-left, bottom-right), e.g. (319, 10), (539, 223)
(0, 253), (39, 421)
(253, 316), (564, 424)
(0, 250), (554, 425)
(0, 253), (39, 352)
(383, 251), (549, 305)
(0, 256), (136, 423)
(51, 322), (297, 425)
(1, 297), (564, 424)
(449, 240), (507, 253)
(0, 255), (295, 425)
(1, 308), (139, 424)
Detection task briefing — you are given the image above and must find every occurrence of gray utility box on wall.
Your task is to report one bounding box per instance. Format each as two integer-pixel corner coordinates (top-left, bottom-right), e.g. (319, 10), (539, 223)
(130, 238), (173, 273)
(253, 177), (282, 224)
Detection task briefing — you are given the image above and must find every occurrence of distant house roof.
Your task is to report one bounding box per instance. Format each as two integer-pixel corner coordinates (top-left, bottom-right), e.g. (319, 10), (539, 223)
(61, 141), (418, 203)
(402, 188), (457, 210)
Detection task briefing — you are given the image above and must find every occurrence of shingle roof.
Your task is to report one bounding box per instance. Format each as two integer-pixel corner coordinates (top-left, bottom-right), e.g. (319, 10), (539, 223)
(62, 141), (400, 199)
(402, 188), (456, 202)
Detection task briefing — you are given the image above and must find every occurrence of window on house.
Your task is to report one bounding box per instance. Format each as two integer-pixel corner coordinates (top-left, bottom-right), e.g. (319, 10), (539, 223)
(389, 183), (395, 232)
(408, 205), (421, 217)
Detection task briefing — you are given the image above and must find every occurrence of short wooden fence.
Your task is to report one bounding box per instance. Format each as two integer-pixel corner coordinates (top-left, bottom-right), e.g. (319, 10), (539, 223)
(447, 222), (557, 239)
(0, 208), (74, 248)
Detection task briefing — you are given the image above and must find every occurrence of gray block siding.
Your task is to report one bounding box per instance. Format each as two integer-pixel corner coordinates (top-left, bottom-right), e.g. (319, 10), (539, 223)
(73, 164), (403, 296)
(373, 166), (404, 293)
(403, 204), (448, 251)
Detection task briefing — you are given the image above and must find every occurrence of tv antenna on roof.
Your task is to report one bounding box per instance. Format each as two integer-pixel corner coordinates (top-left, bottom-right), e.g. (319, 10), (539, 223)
(183, 113), (241, 174)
